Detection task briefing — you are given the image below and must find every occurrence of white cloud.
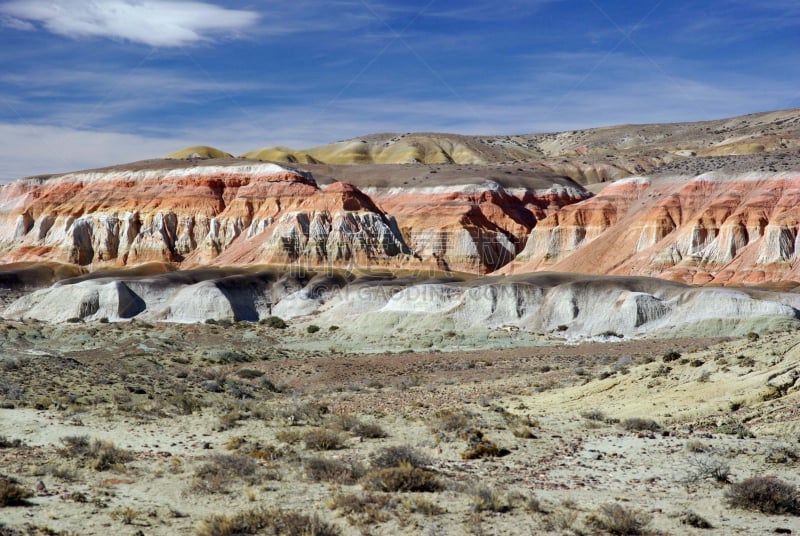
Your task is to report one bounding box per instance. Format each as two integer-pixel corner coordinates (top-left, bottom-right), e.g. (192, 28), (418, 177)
(0, 15), (34, 31)
(0, 0), (260, 47)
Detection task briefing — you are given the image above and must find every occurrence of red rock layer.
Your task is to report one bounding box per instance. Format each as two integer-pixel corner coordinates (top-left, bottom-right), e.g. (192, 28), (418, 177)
(0, 164), (590, 273)
(0, 164), (415, 270)
(504, 173), (800, 285)
(366, 183), (590, 273)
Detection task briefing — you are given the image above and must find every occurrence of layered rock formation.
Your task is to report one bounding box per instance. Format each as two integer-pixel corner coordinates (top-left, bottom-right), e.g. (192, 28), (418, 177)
(363, 182), (589, 272)
(5, 269), (798, 339)
(0, 162), (416, 270)
(0, 160), (589, 273)
(505, 172), (800, 285)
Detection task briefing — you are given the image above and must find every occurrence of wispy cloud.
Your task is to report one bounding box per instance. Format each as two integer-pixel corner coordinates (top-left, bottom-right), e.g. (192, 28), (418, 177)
(0, 0), (260, 47)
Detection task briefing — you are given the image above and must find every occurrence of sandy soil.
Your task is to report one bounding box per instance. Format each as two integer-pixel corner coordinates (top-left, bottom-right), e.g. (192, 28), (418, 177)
(1, 318), (799, 535)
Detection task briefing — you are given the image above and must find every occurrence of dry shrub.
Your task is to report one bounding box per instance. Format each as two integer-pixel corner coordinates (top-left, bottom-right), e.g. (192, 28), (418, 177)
(403, 497), (445, 516)
(191, 454), (261, 494)
(58, 436), (133, 471)
(586, 503), (652, 535)
(110, 507), (143, 525)
(275, 429), (304, 445)
(725, 476), (800, 515)
(361, 463), (443, 493)
(303, 428), (346, 451)
(330, 414), (387, 439)
(0, 475), (33, 506)
(277, 402), (328, 425)
(460, 429), (509, 460)
(766, 444), (799, 465)
(327, 493), (395, 525)
(470, 485), (510, 513)
(620, 418), (661, 432)
(196, 508), (340, 536)
(350, 422), (387, 439)
(680, 510), (713, 529)
(430, 409), (471, 434)
(684, 456), (731, 485)
(370, 446), (429, 470)
(0, 436), (24, 449)
(304, 457), (364, 484)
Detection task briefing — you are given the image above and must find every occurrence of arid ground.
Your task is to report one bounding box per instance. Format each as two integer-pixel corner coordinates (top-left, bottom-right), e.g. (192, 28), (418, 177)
(2, 318), (800, 535)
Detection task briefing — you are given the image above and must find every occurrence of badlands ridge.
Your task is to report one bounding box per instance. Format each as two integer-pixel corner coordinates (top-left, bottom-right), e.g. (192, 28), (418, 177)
(1, 108), (799, 336)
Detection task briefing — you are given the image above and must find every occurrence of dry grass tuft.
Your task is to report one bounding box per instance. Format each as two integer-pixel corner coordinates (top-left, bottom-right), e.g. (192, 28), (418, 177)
(361, 463), (443, 493)
(196, 508), (341, 536)
(304, 457), (364, 484)
(586, 503), (652, 535)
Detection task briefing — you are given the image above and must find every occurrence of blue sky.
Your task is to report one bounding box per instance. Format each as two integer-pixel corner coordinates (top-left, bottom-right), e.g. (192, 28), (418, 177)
(0, 0), (798, 180)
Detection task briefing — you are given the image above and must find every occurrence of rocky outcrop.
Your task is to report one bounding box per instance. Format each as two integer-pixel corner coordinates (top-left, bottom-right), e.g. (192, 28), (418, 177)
(0, 160), (590, 273)
(505, 173), (800, 285)
(0, 162), (417, 270)
(5, 269), (797, 340)
(363, 181), (590, 273)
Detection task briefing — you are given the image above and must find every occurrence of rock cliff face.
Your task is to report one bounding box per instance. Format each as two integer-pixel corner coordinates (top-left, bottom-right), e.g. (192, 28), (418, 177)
(0, 162), (415, 269)
(6, 269), (798, 340)
(0, 160), (589, 273)
(362, 182), (589, 273)
(505, 173), (800, 285)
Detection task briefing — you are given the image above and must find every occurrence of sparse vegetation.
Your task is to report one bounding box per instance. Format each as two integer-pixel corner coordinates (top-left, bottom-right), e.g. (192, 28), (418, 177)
(260, 316), (287, 329)
(370, 446), (429, 469)
(58, 436), (133, 471)
(362, 464), (443, 493)
(191, 454), (262, 494)
(681, 510), (713, 529)
(586, 503), (652, 535)
(0, 475), (33, 506)
(196, 508), (341, 536)
(725, 476), (800, 515)
(305, 457), (364, 484)
(460, 429), (509, 460)
(303, 428), (346, 451)
(620, 418), (661, 432)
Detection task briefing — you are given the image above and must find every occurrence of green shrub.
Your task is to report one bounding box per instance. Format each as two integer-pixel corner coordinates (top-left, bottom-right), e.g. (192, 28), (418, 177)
(307, 325), (321, 334)
(260, 316), (287, 329)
